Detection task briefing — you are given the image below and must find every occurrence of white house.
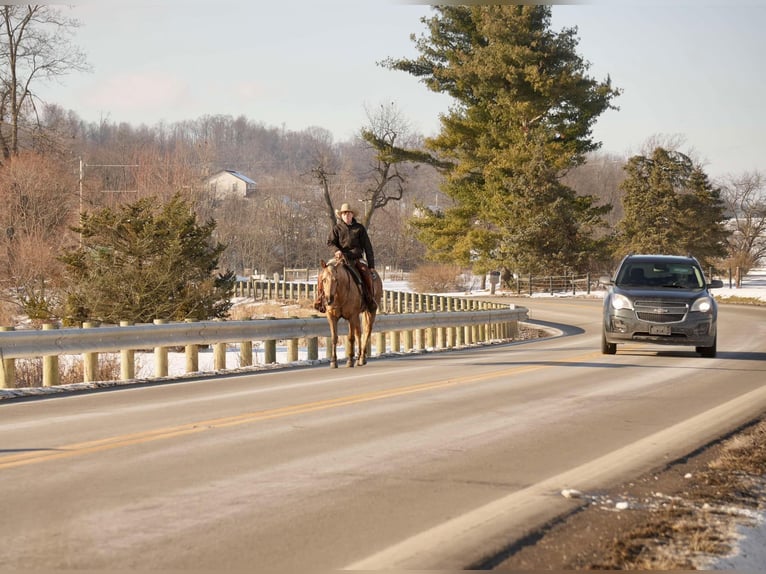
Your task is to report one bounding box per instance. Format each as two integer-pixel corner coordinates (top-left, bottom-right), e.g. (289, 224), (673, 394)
(204, 169), (257, 199)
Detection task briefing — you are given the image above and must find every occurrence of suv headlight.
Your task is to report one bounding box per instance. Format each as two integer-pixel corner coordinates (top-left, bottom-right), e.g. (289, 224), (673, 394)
(691, 296), (713, 313)
(611, 293), (634, 310)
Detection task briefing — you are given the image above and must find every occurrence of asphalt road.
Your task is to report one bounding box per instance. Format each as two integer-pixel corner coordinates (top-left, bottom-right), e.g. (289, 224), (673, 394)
(1, 299), (765, 570)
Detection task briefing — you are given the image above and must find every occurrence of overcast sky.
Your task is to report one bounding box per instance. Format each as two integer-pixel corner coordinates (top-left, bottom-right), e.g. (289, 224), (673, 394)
(37, 1), (766, 180)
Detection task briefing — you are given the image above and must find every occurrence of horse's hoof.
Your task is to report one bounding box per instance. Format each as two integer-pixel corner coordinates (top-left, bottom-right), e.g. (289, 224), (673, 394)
(358, 357), (367, 366)
(346, 359), (355, 368)
(330, 361), (337, 368)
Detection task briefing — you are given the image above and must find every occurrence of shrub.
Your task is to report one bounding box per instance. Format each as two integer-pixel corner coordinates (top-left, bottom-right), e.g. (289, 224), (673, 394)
(409, 263), (469, 293)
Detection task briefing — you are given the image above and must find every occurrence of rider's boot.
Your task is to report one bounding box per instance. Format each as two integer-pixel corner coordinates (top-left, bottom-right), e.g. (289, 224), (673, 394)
(363, 274), (377, 312)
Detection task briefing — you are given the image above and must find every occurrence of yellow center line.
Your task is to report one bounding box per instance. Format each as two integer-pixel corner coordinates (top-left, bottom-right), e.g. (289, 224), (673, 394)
(1, 351), (601, 470)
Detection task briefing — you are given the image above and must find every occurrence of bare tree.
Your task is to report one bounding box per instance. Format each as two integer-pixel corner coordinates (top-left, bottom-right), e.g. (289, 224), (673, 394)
(562, 152), (626, 226)
(305, 126), (338, 229)
(0, 5), (89, 160)
(358, 101), (440, 228)
(719, 171), (766, 272)
(0, 152), (77, 318)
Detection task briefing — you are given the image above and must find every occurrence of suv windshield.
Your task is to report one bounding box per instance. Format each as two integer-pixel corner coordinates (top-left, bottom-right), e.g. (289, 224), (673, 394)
(615, 261), (704, 289)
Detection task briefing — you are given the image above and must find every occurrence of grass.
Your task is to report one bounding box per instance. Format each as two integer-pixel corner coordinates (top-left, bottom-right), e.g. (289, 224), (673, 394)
(716, 295), (766, 306)
(579, 418), (766, 570)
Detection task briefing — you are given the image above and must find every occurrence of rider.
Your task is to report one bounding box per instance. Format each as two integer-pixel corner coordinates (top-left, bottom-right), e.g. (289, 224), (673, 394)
(314, 202), (377, 313)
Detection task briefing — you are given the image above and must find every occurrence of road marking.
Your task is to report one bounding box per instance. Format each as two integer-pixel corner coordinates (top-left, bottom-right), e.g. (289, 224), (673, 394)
(343, 382), (766, 570)
(0, 351), (602, 471)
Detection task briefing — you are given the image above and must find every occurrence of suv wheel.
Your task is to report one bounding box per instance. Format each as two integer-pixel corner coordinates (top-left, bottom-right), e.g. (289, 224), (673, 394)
(602, 330), (617, 355)
(696, 337), (717, 358)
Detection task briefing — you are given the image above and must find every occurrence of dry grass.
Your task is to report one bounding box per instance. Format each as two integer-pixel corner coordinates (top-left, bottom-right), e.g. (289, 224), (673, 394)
(228, 298), (318, 320)
(12, 354), (126, 388)
(716, 295), (766, 306)
(577, 419), (766, 570)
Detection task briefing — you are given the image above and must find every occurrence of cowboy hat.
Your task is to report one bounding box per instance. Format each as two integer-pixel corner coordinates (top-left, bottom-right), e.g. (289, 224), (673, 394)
(335, 202), (357, 218)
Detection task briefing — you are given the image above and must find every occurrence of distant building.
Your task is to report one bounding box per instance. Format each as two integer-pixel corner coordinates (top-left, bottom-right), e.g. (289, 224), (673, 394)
(204, 169), (257, 199)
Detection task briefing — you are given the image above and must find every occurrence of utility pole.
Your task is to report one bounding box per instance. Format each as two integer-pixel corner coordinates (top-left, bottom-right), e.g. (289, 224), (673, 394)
(79, 157), (84, 245)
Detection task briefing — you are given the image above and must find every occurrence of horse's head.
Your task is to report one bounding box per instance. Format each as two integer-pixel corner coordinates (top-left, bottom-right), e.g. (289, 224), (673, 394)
(320, 259), (340, 307)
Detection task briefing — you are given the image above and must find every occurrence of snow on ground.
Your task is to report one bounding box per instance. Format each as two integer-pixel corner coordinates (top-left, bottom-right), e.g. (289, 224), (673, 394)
(710, 514), (766, 570)
(484, 267), (766, 303)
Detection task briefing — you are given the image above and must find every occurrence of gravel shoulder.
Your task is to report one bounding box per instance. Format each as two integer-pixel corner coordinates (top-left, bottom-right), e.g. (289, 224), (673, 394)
(489, 416), (766, 570)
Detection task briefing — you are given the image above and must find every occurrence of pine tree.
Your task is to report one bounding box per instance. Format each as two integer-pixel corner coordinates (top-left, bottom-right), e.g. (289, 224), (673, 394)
(615, 148), (729, 266)
(386, 6), (620, 274)
(60, 194), (235, 325)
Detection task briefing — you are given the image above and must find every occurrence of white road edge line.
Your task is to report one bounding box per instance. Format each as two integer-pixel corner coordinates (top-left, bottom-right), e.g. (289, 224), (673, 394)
(344, 383), (766, 571)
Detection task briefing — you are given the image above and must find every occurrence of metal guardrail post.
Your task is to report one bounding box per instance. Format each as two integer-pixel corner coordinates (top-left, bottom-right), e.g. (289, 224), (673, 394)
(241, 340), (253, 367)
(307, 335), (318, 361)
(390, 330), (400, 353)
(287, 329), (299, 362)
(0, 326), (15, 388)
(306, 314), (320, 361)
(416, 328), (426, 351)
(121, 321), (136, 380)
(82, 322), (99, 382)
(374, 332), (385, 356)
(43, 323), (59, 387)
(184, 320), (199, 373)
(214, 341), (227, 370)
(153, 319), (168, 377)
(264, 317), (276, 364)
(264, 340), (276, 364)
(403, 329), (413, 352)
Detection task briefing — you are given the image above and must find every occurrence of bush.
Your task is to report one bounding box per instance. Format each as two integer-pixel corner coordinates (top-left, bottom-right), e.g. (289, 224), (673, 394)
(409, 263), (470, 293)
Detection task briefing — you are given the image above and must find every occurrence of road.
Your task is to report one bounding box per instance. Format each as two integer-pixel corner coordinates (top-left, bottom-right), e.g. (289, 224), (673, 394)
(1, 299), (765, 570)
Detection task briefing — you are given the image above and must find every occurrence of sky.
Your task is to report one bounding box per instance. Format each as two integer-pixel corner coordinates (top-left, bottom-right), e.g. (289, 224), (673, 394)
(37, 1), (766, 180)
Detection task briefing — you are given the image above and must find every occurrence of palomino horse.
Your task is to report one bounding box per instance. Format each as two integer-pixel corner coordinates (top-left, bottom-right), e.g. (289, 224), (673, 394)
(318, 258), (383, 368)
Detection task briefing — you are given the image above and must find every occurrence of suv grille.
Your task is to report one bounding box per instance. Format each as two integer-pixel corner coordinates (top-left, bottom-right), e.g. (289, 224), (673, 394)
(634, 300), (688, 323)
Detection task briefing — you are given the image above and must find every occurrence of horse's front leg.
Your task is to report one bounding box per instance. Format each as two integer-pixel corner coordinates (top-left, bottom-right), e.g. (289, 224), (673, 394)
(346, 319), (358, 368)
(329, 320), (338, 369)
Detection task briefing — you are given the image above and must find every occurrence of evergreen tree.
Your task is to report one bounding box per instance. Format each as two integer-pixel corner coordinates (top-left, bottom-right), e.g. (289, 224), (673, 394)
(615, 148), (729, 266)
(60, 194), (235, 325)
(385, 6), (620, 274)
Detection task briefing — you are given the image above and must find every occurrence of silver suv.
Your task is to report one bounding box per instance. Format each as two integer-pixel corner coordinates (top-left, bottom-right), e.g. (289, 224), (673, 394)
(602, 254), (723, 357)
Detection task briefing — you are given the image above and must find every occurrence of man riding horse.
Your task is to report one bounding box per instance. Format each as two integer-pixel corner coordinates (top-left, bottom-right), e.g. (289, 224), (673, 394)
(314, 202), (377, 313)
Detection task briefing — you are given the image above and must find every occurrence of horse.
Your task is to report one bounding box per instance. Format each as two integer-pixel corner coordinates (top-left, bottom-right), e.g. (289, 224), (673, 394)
(317, 258), (383, 368)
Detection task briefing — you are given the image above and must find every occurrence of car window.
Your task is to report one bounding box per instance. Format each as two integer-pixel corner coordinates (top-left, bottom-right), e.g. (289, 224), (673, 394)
(617, 262), (704, 288)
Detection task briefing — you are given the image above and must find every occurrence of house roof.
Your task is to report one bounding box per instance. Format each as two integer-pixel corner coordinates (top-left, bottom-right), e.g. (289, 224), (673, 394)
(210, 169), (257, 185)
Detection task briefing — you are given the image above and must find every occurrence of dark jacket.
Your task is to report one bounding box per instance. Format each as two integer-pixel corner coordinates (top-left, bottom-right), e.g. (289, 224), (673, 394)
(328, 217), (375, 268)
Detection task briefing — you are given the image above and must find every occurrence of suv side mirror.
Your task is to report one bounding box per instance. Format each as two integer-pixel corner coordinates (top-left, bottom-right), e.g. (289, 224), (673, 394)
(708, 279), (724, 289)
(599, 275), (614, 286)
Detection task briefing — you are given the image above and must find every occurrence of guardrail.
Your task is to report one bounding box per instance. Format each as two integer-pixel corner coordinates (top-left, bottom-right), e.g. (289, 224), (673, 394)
(0, 305), (528, 390)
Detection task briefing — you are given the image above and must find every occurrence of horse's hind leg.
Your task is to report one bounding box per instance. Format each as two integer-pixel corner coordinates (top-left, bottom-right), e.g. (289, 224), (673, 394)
(358, 311), (375, 366)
